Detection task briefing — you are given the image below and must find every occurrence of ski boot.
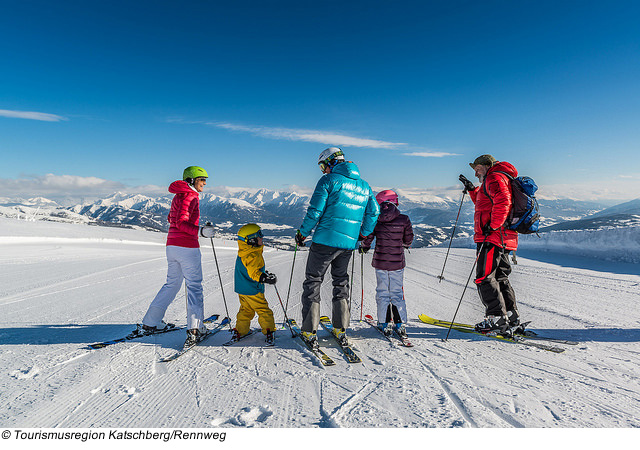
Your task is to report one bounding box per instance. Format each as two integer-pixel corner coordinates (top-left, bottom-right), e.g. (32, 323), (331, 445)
(228, 328), (242, 343)
(184, 327), (208, 348)
(378, 322), (393, 337)
(136, 320), (174, 336)
(475, 315), (510, 336)
(300, 330), (319, 350)
(331, 327), (348, 346)
(265, 329), (275, 347)
(507, 311), (525, 334)
(394, 322), (408, 338)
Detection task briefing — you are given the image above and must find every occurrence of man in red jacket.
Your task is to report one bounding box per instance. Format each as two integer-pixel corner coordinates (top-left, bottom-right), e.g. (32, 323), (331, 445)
(459, 154), (521, 335)
(140, 166), (216, 348)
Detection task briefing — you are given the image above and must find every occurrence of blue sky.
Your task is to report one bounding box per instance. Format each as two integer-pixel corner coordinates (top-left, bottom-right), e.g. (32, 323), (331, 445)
(1, 0), (639, 201)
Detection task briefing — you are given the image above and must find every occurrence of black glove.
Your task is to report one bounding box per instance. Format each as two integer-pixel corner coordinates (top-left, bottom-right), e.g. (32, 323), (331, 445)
(295, 230), (306, 247)
(482, 223), (496, 236)
(459, 174), (476, 193)
(259, 271), (277, 285)
(358, 246), (369, 254)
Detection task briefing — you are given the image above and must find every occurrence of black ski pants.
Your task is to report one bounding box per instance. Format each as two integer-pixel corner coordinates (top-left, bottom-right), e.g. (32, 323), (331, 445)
(475, 242), (518, 318)
(301, 242), (352, 332)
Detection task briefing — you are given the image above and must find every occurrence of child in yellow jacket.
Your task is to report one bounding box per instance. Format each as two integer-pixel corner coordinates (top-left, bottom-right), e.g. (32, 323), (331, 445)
(233, 223), (277, 345)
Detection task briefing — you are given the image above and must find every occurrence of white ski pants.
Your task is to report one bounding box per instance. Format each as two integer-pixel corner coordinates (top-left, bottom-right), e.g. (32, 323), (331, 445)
(375, 268), (407, 323)
(143, 245), (205, 331)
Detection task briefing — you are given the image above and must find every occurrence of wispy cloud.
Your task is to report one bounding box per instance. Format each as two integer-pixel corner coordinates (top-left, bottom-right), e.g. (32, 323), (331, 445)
(403, 151), (461, 158)
(0, 174), (124, 195)
(210, 122), (407, 149)
(0, 109), (68, 122)
(169, 118), (463, 157)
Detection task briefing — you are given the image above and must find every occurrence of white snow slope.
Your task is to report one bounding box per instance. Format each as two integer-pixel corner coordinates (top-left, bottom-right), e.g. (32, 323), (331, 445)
(1, 217), (639, 428)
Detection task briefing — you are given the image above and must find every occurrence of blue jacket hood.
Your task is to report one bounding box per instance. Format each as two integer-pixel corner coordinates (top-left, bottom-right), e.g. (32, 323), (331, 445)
(331, 161), (360, 180)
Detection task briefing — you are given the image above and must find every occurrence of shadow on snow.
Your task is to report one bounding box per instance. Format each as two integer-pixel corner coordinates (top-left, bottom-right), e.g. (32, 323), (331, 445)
(1, 323), (640, 345)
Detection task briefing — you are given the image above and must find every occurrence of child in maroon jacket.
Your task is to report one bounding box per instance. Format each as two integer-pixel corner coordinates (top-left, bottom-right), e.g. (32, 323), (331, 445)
(360, 190), (413, 336)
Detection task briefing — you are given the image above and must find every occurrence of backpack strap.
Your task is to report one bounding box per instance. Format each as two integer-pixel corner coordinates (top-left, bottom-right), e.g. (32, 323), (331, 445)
(481, 170), (513, 201)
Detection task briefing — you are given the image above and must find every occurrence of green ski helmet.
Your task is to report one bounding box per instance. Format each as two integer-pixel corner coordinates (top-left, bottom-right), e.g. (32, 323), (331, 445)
(183, 166), (209, 184)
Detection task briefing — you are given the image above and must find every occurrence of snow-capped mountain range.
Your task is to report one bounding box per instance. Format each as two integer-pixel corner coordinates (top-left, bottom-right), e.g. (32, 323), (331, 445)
(1, 189), (638, 248)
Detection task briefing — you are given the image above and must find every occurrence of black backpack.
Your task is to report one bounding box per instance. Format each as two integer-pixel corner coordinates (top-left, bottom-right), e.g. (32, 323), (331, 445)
(483, 171), (540, 234)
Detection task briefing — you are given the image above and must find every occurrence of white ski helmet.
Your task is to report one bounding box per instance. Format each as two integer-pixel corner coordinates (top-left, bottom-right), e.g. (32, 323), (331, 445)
(318, 147), (345, 170)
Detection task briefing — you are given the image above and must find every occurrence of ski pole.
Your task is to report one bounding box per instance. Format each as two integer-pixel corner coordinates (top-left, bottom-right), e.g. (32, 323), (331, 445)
(359, 251), (364, 321)
(273, 284), (295, 337)
(443, 239), (486, 342)
(209, 236), (232, 330)
(284, 243), (298, 314)
(348, 249), (355, 312)
(438, 191), (466, 283)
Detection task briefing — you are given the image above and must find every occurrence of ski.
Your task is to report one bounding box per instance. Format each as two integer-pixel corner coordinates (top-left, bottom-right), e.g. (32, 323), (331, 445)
(393, 325), (415, 347)
(514, 328), (579, 345)
(418, 314), (578, 345)
(223, 329), (256, 346)
(87, 314), (219, 350)
(159, 317), (230, 362)
(418, 314), (565, 353)
(319, 316), (362, 363)
(287, 318), (335, 367)
(363, 314), (398, 346)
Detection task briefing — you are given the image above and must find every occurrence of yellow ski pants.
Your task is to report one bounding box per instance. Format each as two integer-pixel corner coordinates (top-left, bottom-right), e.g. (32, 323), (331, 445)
(235, 293), (275, 336)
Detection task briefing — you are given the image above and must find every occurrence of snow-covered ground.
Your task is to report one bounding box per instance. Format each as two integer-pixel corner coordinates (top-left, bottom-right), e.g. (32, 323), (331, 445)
(1, 217), (638, 431)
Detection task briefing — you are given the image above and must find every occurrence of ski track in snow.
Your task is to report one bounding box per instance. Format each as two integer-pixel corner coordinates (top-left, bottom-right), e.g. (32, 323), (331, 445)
(1, 219), (639, 428)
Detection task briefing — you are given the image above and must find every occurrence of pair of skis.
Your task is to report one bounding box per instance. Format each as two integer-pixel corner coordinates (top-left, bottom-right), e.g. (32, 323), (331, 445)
(363, 314), (414, 347)
(287, 316), (362, 366)
(222, 329), (276, 347)
(87, 314), (232, 362)
(418, 314), (577, 353)
(86, 313), (221, 350)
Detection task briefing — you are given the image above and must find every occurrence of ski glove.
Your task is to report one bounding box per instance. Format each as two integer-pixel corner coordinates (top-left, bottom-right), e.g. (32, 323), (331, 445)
(459, 174), (476, 193)
(259, 271), (277, 285)
(358, 246), (369, 254)
(482, 223), (496, 236)
(200, 222), (215, 238)
(295, 230), (306, 247)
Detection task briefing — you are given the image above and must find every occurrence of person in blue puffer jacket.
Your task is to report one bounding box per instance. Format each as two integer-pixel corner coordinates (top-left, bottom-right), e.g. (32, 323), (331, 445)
(295, 147), (379, 348)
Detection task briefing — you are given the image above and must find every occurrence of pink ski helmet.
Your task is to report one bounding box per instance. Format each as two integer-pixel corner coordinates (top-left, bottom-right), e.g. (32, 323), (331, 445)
(375, 189), (398, 205)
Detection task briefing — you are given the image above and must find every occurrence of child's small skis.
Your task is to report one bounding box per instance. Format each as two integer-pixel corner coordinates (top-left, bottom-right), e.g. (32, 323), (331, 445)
(364, 315), (413, 347)
(223, 329), (256, 346)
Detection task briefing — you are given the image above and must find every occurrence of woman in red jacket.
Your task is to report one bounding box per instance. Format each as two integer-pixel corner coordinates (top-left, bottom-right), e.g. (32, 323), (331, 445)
(460, 155), (521, 335)
(140, 166), (215, 347)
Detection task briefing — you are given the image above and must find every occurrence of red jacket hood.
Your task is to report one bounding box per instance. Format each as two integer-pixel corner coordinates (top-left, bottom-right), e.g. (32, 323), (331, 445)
(488, 161), (518, 178)
(169, 180), (198, 195)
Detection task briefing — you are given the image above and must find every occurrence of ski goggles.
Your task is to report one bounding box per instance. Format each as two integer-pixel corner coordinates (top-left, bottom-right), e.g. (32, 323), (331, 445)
(238, 229), (264, 243)
(318, 150), (344, 172)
